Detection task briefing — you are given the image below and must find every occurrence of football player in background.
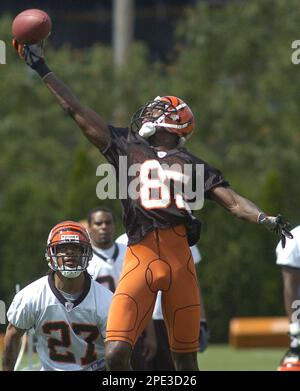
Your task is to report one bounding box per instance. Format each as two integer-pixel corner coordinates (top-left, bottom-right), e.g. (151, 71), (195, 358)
(86, 207), (157, 370)
(86, 207), (125, 293)
(276, 226), (300, 371)
(13, 40), (293, 371)
(2, 221), (112, 371)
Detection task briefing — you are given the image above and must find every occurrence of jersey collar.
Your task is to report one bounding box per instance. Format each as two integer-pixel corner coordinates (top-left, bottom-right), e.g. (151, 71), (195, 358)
(48, 272), (91, 309)
(92, 243), (119, 263)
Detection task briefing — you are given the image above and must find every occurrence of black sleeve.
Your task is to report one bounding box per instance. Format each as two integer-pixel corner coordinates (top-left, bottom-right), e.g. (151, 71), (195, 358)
(101, 125), (129, 170)
(203, 163), (229, 198)
(191, 155), (229, 199)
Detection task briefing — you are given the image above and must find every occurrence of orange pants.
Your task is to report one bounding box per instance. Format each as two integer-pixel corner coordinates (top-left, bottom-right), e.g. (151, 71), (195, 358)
(106, 225), (201, 353)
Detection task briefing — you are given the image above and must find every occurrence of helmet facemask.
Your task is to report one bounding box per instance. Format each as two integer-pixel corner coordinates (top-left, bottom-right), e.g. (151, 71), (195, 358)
(130, 96), (194, 142)
(46, 243), (92, 279)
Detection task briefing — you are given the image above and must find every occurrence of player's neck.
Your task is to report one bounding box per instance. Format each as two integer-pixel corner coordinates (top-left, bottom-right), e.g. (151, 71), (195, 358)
(149, 140), (178, 151)
(92, 240), (114, 250)
(54, 272), (86, 294)
(148, 128), (179, 150)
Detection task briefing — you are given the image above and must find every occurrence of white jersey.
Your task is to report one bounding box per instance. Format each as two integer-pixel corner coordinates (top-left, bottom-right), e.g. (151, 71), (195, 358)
(87, 242), (126, 292)
(276, 226), (300, 269)
(116, 233), (202, 320)
(116, 233), (129, 245)
(7, 274), (113, 371)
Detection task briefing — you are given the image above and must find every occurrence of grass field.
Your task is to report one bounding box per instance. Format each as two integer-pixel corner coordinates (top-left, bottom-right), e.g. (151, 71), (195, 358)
(0, 344), (286, 371)
(198, 344), (285, 371)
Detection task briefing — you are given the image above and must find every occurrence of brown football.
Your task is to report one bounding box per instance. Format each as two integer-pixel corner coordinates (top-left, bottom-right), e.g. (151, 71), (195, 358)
(12, 9), (51, 44)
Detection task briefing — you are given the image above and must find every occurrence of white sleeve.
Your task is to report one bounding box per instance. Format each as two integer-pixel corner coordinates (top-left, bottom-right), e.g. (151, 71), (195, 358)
(87, 260), (98, 280)
(99, 289), (113, 338)
(276, 235), (300, 267)
(191, 245), (202, 264)
(115, 233), (128, 245)
(7, 290), (36, 330)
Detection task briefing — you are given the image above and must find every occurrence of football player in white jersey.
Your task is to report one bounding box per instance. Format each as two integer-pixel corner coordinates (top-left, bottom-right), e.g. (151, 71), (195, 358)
(2, 221), (112, 371)
(276, 226), (300, 371)
(87, 207), (126, 292)
(116, 233), (208, 371)
(86, 207), (156, 370)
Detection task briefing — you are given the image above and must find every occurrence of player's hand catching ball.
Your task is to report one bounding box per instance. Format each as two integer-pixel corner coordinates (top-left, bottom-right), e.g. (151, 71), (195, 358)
(12, 9), (52, 78)
(12, 39), (51, 79)
(258, 213), (293, 248)
(13, 39), (44, 68)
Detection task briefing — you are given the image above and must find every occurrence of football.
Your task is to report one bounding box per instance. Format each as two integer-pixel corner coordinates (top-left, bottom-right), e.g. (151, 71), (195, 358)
(12, 9), (51, 44)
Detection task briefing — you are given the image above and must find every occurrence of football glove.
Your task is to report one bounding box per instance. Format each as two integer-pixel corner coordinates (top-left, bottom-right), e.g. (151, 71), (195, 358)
(12, 39), (51, 78)
(258, 213), (293, 248)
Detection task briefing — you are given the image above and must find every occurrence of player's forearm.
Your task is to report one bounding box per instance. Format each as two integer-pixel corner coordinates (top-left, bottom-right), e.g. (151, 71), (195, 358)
(227, 194), (262, 223)
(282, 268), (300, 320)
(283, 283), (298, 320)
(12, 40), (110, 149)
(210, 186), (262, 224)
(284, 290), (296, 321)
(41, 72), (110, 149)
(2, 336), (20, 371)
(43, 72), (82, 115)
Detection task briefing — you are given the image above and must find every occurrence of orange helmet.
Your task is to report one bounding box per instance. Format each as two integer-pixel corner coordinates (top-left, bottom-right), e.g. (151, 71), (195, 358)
(130, 95), (195, 141)
(278, 354), (300, 371)
(46, 221), (93, 278)
(278, 360), (300, 371)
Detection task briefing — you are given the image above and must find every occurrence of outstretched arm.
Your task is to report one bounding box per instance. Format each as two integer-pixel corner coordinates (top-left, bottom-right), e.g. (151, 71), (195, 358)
(43, 73), (110, 149)
(13, 40), (110, 150)
(210, 185), (293, 247)
(209, 186), (262, 223)
(2, 323), (25, 371)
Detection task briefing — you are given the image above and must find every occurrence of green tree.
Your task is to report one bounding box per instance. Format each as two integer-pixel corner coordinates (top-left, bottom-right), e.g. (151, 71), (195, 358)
(0, 15), (162, 309)
(1, 1), (300, 343)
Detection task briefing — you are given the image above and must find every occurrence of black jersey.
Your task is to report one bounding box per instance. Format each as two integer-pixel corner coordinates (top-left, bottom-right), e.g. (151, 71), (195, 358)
(101, 126), (229, 245)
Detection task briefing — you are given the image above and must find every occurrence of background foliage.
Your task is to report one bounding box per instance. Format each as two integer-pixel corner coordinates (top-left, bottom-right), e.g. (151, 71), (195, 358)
(1, 0), (300, 341)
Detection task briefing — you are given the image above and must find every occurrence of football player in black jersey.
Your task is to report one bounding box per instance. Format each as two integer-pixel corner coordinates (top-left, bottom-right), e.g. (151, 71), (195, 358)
(13, 40), (293, 371)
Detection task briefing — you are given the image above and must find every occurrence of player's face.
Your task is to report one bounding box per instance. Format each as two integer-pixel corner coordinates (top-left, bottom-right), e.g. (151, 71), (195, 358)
(89, 211), (115, 248)
(56, 243), (84, 269)
(142, 106), (164, 124)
